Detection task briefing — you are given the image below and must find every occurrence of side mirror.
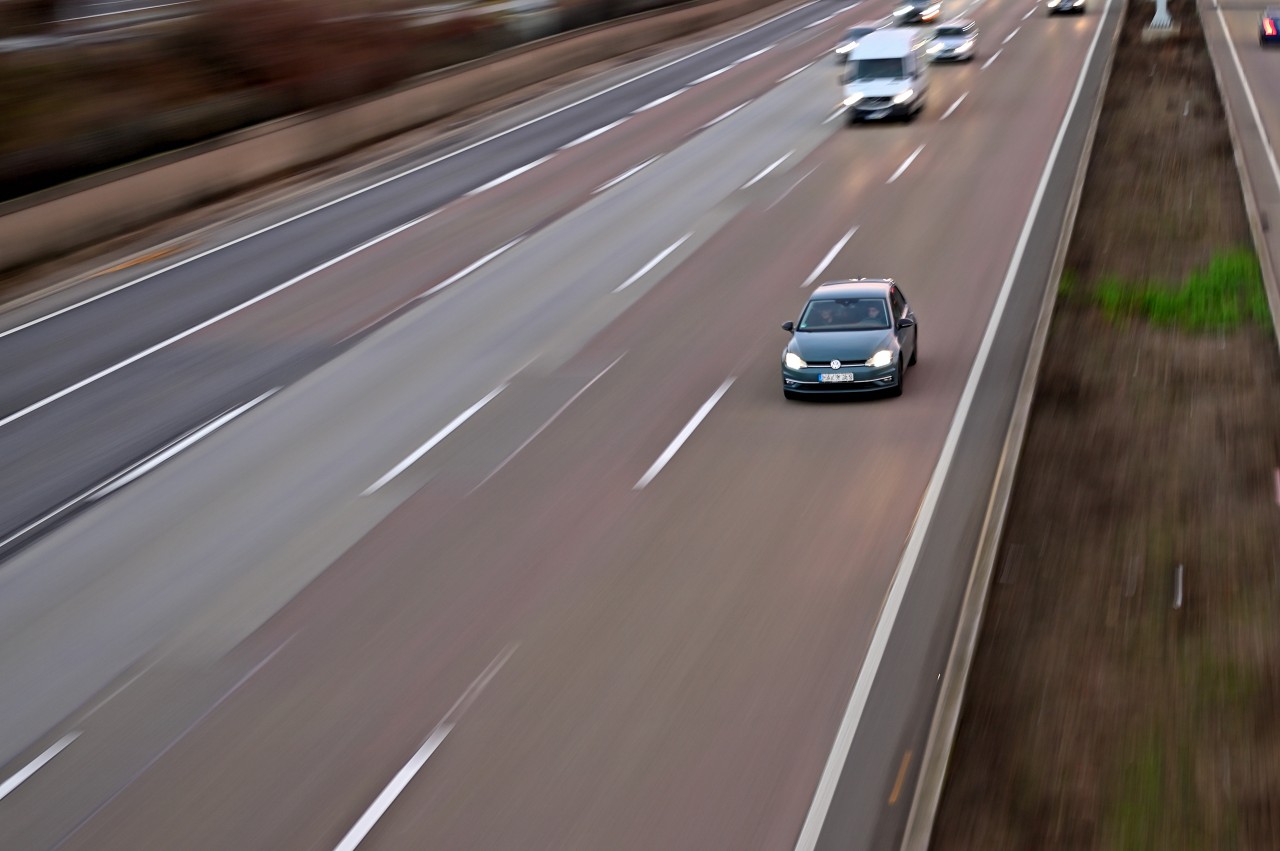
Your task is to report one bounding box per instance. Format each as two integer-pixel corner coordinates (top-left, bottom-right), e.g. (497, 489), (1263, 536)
(897, 316), (916, 329)
(782, 321), (795, 333)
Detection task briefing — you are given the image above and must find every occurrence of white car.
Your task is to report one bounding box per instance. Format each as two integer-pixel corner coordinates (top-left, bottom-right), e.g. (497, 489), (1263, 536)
(927, 19), (978, 62)
(834, 22), (884, 63)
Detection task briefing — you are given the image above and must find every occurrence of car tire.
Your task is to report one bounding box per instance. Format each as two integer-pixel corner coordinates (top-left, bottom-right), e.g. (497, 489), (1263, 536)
(888, 358), (905, 397)
(847, 110), (859, 126)
(908, 339), (918, 366)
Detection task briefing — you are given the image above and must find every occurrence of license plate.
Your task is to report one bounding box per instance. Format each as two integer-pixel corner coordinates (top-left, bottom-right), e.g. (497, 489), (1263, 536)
(867, 109), (890, 119)
(820, 373), (856, 383)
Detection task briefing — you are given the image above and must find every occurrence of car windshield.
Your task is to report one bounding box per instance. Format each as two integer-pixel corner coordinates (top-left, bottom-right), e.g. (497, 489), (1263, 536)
(799, 298), (892, 331)
(935, 25), (970, 36)
(849, 58), (905, 80)
(844, 26), (875, 39)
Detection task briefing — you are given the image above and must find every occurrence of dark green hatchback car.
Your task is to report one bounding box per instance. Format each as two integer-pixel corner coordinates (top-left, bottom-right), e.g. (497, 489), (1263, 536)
(781, 279), (917, 399)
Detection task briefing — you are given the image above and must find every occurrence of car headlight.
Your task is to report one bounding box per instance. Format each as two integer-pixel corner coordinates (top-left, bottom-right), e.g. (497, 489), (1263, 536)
(891, 89), (914, 105)
(843, 92), (864, 107)
(895, 4), (913, 14)
(928, 41), (944, 52)
(836, 43), (854, 54)
(784, 352), (807, 370)
(866, 350), (893, 368)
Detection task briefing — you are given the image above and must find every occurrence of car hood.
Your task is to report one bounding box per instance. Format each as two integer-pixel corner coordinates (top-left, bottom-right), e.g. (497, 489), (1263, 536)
(792, 329), (894, 362)
(934, 35), (972, 47)
(845, 79), (912, 98)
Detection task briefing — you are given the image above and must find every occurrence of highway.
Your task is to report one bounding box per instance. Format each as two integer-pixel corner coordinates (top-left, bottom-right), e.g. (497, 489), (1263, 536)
(0, 0), (1119, 847)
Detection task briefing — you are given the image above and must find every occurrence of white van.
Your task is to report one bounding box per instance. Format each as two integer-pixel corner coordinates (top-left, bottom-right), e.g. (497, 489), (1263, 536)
(841, 29), (930, 123)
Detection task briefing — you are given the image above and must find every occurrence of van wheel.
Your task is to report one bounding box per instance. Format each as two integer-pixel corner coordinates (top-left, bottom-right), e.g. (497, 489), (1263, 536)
(846, 110), (859, 126)
(888, 357), (905, 397)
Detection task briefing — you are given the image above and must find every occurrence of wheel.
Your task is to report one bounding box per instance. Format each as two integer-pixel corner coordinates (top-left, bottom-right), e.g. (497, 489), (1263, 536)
(846, 110), (859, 126)
(908, 339), (918, 366)
(888, 357), (905, 397)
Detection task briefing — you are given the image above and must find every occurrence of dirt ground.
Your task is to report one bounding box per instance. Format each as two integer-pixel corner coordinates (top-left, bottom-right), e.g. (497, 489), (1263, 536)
(932, 0), (1280, 848)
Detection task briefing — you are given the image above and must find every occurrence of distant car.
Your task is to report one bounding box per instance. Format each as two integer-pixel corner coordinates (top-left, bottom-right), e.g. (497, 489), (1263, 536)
(780, 279), (918, 399)
(1261, 7), (1280, 44)
(835, 22), (883, 63)
(893, 0), (942, 24)
(1046, 0), (1085, 14)
(927, 19), (978, 61)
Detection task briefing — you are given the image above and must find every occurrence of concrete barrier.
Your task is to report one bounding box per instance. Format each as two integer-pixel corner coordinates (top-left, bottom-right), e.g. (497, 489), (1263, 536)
(0, 0), (797, 274)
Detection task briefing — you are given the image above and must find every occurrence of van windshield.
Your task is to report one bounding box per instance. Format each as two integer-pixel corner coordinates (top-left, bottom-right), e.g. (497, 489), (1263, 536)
(848, 57), (906, 81)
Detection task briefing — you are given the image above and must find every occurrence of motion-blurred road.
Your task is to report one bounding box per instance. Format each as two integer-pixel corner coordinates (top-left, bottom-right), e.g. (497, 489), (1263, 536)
(0, 0), (1118, 847)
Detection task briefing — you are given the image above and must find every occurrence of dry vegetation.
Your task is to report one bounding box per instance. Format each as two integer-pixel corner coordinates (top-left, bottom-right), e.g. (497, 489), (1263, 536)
(933, 0), (1280, 847)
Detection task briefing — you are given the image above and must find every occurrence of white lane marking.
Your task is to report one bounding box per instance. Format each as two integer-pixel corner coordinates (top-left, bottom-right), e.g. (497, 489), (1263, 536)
(634, 378), (735, 490)
(699, 101), (752, 130)
(470, 353), (626, 495)
(981, 48), (1003, 70)
(1214, 3), (1280, 194)
(804, 10), (839, 27)
(778, 60), (817, 82)
(91, 389), (278, 500)
(561, 117), (628, 149)
(0, 3), (821, 342)
(464, 155), (553, 196)
(691, 65), (732, 84)
(421, 237), (522, 298)
(0, 732), (81, 802)
(887, 144), (925, 183)
(940, 92), (968, 121)
(635, 88), (686, 112)
(824, 106), (846, 124)
(742, 151), (793, 190)
(78, 656), (165, 723)
(735, 45), (774, 63)
(1003, 26), (1021, 44)
(593, 156), (661, 193)
(614, 233), (694, 293)
(0, 207), (439, 431)
(801, 226), (858, 287)
(362, 385), (507, 495)
(333, 644), (518, 851)
(768, 165), (820, 210)
(794, 0), (1114, 842)
(1022, 6), (1036, 18)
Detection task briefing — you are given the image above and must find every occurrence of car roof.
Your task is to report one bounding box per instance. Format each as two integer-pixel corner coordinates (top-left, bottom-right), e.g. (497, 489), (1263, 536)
(810, 279), (894, 299)
(936, 17), (976, 28)
(850, 28), (923, 57)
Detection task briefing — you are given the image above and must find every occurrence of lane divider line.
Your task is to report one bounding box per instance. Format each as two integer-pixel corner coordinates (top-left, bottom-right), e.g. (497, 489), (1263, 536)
(614, 233), (694, 293)
(333, 644), (518, 851)
(594, 156), (661, 193)
(742, 151), (794, 190)
(0, 732), (81, 802)
(634, 377), (735, 490)
(778, 59), (817, 83)
(635, 88), (686, 113)
(1022, 6), (1036, 19)
(561, 118), (628, 149)
(795, 0), (1116, 841)
(464, 155), (553, 196)
(362, 384), (507, 495)
(0, 2), (825, 342)
(699, 101), (752, 130)
(469, 353), (627, 495)
(981, 48), (1003, 70)
(768, 165), (820, 210)
(887, 144), (926, 184)
(801, 226), (858, 287)
(940, 92), (968, 121)
(691, 65), (732, 84)
(421, 237), (523, 299)
(1003, 26), (1021, 44)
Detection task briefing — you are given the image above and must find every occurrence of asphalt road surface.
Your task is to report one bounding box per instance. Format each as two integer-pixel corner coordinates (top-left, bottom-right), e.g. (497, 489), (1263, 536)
(0, 0), (1119, 847)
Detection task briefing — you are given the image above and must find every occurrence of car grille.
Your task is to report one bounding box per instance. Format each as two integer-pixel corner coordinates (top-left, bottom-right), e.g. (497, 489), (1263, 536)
(856, 97), (894, 109)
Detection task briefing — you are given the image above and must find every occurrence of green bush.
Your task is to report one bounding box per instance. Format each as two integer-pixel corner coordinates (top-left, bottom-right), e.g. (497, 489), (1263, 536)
(1094, 249), (1270, 331)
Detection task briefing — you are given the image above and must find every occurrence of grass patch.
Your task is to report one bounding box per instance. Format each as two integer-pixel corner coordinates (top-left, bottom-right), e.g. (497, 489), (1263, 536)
(1095, 249), (1270, 331)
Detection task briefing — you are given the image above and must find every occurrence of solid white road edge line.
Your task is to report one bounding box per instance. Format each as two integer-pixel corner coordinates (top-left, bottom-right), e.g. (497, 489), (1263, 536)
(464, 154), (553, 196)
(1, 2), (820, 340)
(0, 207), (440, 431)
(91, 389), (278, 499)
(469, 353), (626, 495)
(792, 0), (1112, 842)
(363, 385), (507, 495)
(594, 155), (661, 193)
(940, 92), (968, 121)
(1215, 3), (1280, 191)
(981, 47), (1003, 70)
(634, 377), (735, 490)
(801, 226), (858, 287)
(0, 732), (81, 802)
(887, 144), (925, 184)
(614, 233), (694, 293)
(742, 151), (794, 190)
(333, 644), (518, 851)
